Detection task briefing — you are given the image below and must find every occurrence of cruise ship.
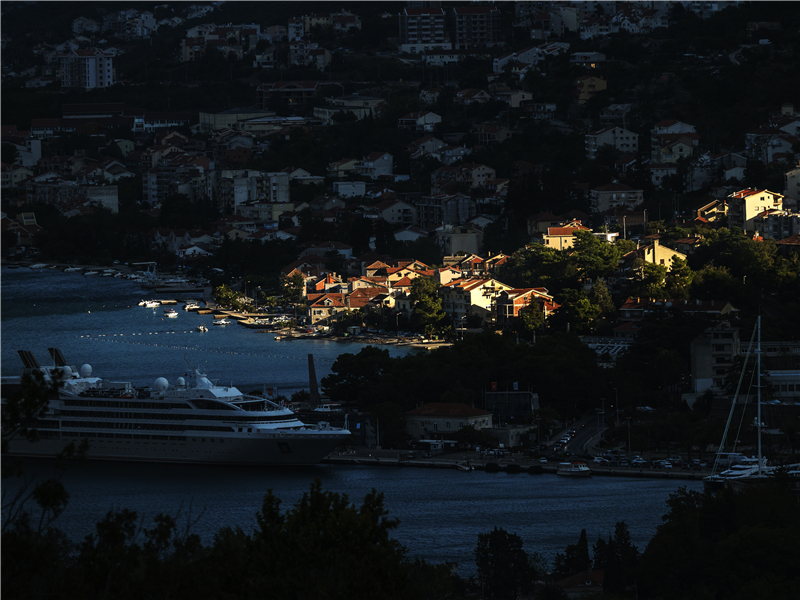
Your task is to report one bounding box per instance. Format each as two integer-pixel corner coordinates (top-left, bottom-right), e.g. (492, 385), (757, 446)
(2, 349), (351, 466)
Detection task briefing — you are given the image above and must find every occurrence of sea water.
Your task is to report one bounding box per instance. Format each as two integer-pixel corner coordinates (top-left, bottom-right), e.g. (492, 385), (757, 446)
(1, 266), (702, 574)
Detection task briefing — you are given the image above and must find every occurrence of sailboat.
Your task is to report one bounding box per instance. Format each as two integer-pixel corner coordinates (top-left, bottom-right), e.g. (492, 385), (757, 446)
(704, 317), (773, 493)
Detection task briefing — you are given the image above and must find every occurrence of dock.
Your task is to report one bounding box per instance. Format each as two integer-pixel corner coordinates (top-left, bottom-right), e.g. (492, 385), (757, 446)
(323, 448), (711, 481)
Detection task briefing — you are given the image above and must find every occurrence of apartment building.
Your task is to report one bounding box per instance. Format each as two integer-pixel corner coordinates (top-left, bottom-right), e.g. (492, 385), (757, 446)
(398, 7), (451, 53)
(60, 48), (115, 91)
(449, 6), (502, 50)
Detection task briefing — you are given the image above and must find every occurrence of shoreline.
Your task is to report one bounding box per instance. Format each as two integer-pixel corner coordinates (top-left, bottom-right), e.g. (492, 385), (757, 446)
(324, 448), (711, 481)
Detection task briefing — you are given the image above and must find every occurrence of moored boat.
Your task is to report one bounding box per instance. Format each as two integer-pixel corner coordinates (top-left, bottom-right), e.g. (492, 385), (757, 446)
(2, 349), (351, 466)
(196, 324), (208, 332)
(557, 461), (592, 477)
(213, 318), (232, 326)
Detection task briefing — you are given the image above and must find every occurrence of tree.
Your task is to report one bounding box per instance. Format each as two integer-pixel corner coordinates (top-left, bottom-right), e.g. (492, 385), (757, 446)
(553, 529), (590, 578)
(474, 527), (533, 600)
(248, 480), (412, 600)
(321, 346), (395, 407)
(570, 230), (624, 282)
(409, 276), (446, 336)
(664, 256), (694, 300)
(637, 482), (800, 600)
(592, 521), (640, 595)
(550, 289), (602, 333)
(280, 272), (305, 307)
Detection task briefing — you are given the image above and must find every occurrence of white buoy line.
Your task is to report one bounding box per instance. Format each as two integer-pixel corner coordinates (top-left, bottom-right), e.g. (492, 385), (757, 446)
(78, 333), (334, 362)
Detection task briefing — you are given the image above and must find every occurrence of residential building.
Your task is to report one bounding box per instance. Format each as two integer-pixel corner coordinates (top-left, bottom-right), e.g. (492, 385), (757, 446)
(376, 198), (416, 226)
(495, 287), (560, 327)
(590, 183), (644, 214)
(650, 119), (698, 162)
(60, 48), (115, 91)
(355, 152), (393, 180)
(327, 158), (359, 178)
(235, 200), (295, 225)
(621, 239), (687, 270)
(753, 209), (800, 240)
(333, 181), (366, 198)
(214, 170), (290, 212)
(405, 403), (493, 442)
(574, 75), (606, 104)
(785, 164), (800, 202)
(417, 193), (477, 230)
(585, 126), (639, 159)
(473, 124), (512, 144)
(314, 95), (385, 125)
(408, 135), (445, 159)
(727, 188), (784, 233)
(440, 277), (513, 326)
(690, 322), (741, 395)
(398, 7), (451, 54)
(534, 220), (592, 250)
(436, 224), (482, 256)
(257, 81), (320, 108)
(398, 111), (442, 133)
(434, 145), (472, 165)
(1, 164), (34, 190)
(307, 293), (347, 324)
(197, 107), (274, 132)
(449, 6), (502, 49)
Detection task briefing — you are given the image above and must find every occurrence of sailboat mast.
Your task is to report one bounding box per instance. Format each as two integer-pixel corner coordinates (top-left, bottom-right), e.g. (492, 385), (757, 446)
(757, 315), (762, 477)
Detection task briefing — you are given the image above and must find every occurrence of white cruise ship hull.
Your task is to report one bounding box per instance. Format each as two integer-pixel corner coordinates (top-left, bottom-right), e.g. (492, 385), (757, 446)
(7, 431), (349, 466)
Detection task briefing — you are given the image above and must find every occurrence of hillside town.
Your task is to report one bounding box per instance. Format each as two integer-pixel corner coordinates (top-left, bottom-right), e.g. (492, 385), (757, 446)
(3, 2), (800, 401)
(3, 3), (800, 599)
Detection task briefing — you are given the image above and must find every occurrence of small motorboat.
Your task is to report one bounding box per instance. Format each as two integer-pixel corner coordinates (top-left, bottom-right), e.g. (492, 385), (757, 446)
(196, 324), (208, 332)
(557, 461), (592, 477)
(165, 310), (178, 318)
(455, 461), (474, 472)
(213, 318), (231, 326)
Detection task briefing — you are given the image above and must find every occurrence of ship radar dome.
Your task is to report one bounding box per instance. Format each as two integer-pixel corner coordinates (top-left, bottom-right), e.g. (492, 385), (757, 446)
(80, 364), (92, 378)
(154, 377), (169, 392)
(59, 366), (73, 377)
(176, 377), (186, 387)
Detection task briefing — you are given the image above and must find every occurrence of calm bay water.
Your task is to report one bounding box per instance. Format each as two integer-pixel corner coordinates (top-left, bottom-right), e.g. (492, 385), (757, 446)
(1, 266), (701, 573)
(0, 266), (414, 391)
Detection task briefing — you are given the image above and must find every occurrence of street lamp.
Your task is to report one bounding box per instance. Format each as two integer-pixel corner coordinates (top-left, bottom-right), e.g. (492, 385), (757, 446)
(614, 388), (619, 427)
(627, 417), (632, 454)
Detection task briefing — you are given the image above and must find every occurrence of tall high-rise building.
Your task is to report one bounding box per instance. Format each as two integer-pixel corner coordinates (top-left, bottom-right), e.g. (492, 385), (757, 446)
(60, 48), (115, 91)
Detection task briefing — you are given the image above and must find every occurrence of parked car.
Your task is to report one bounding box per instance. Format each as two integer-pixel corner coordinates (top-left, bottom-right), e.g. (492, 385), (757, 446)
(593, 457), (610, 464)
(619, 459), (630, 467)
(631, 458), (648, 467)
